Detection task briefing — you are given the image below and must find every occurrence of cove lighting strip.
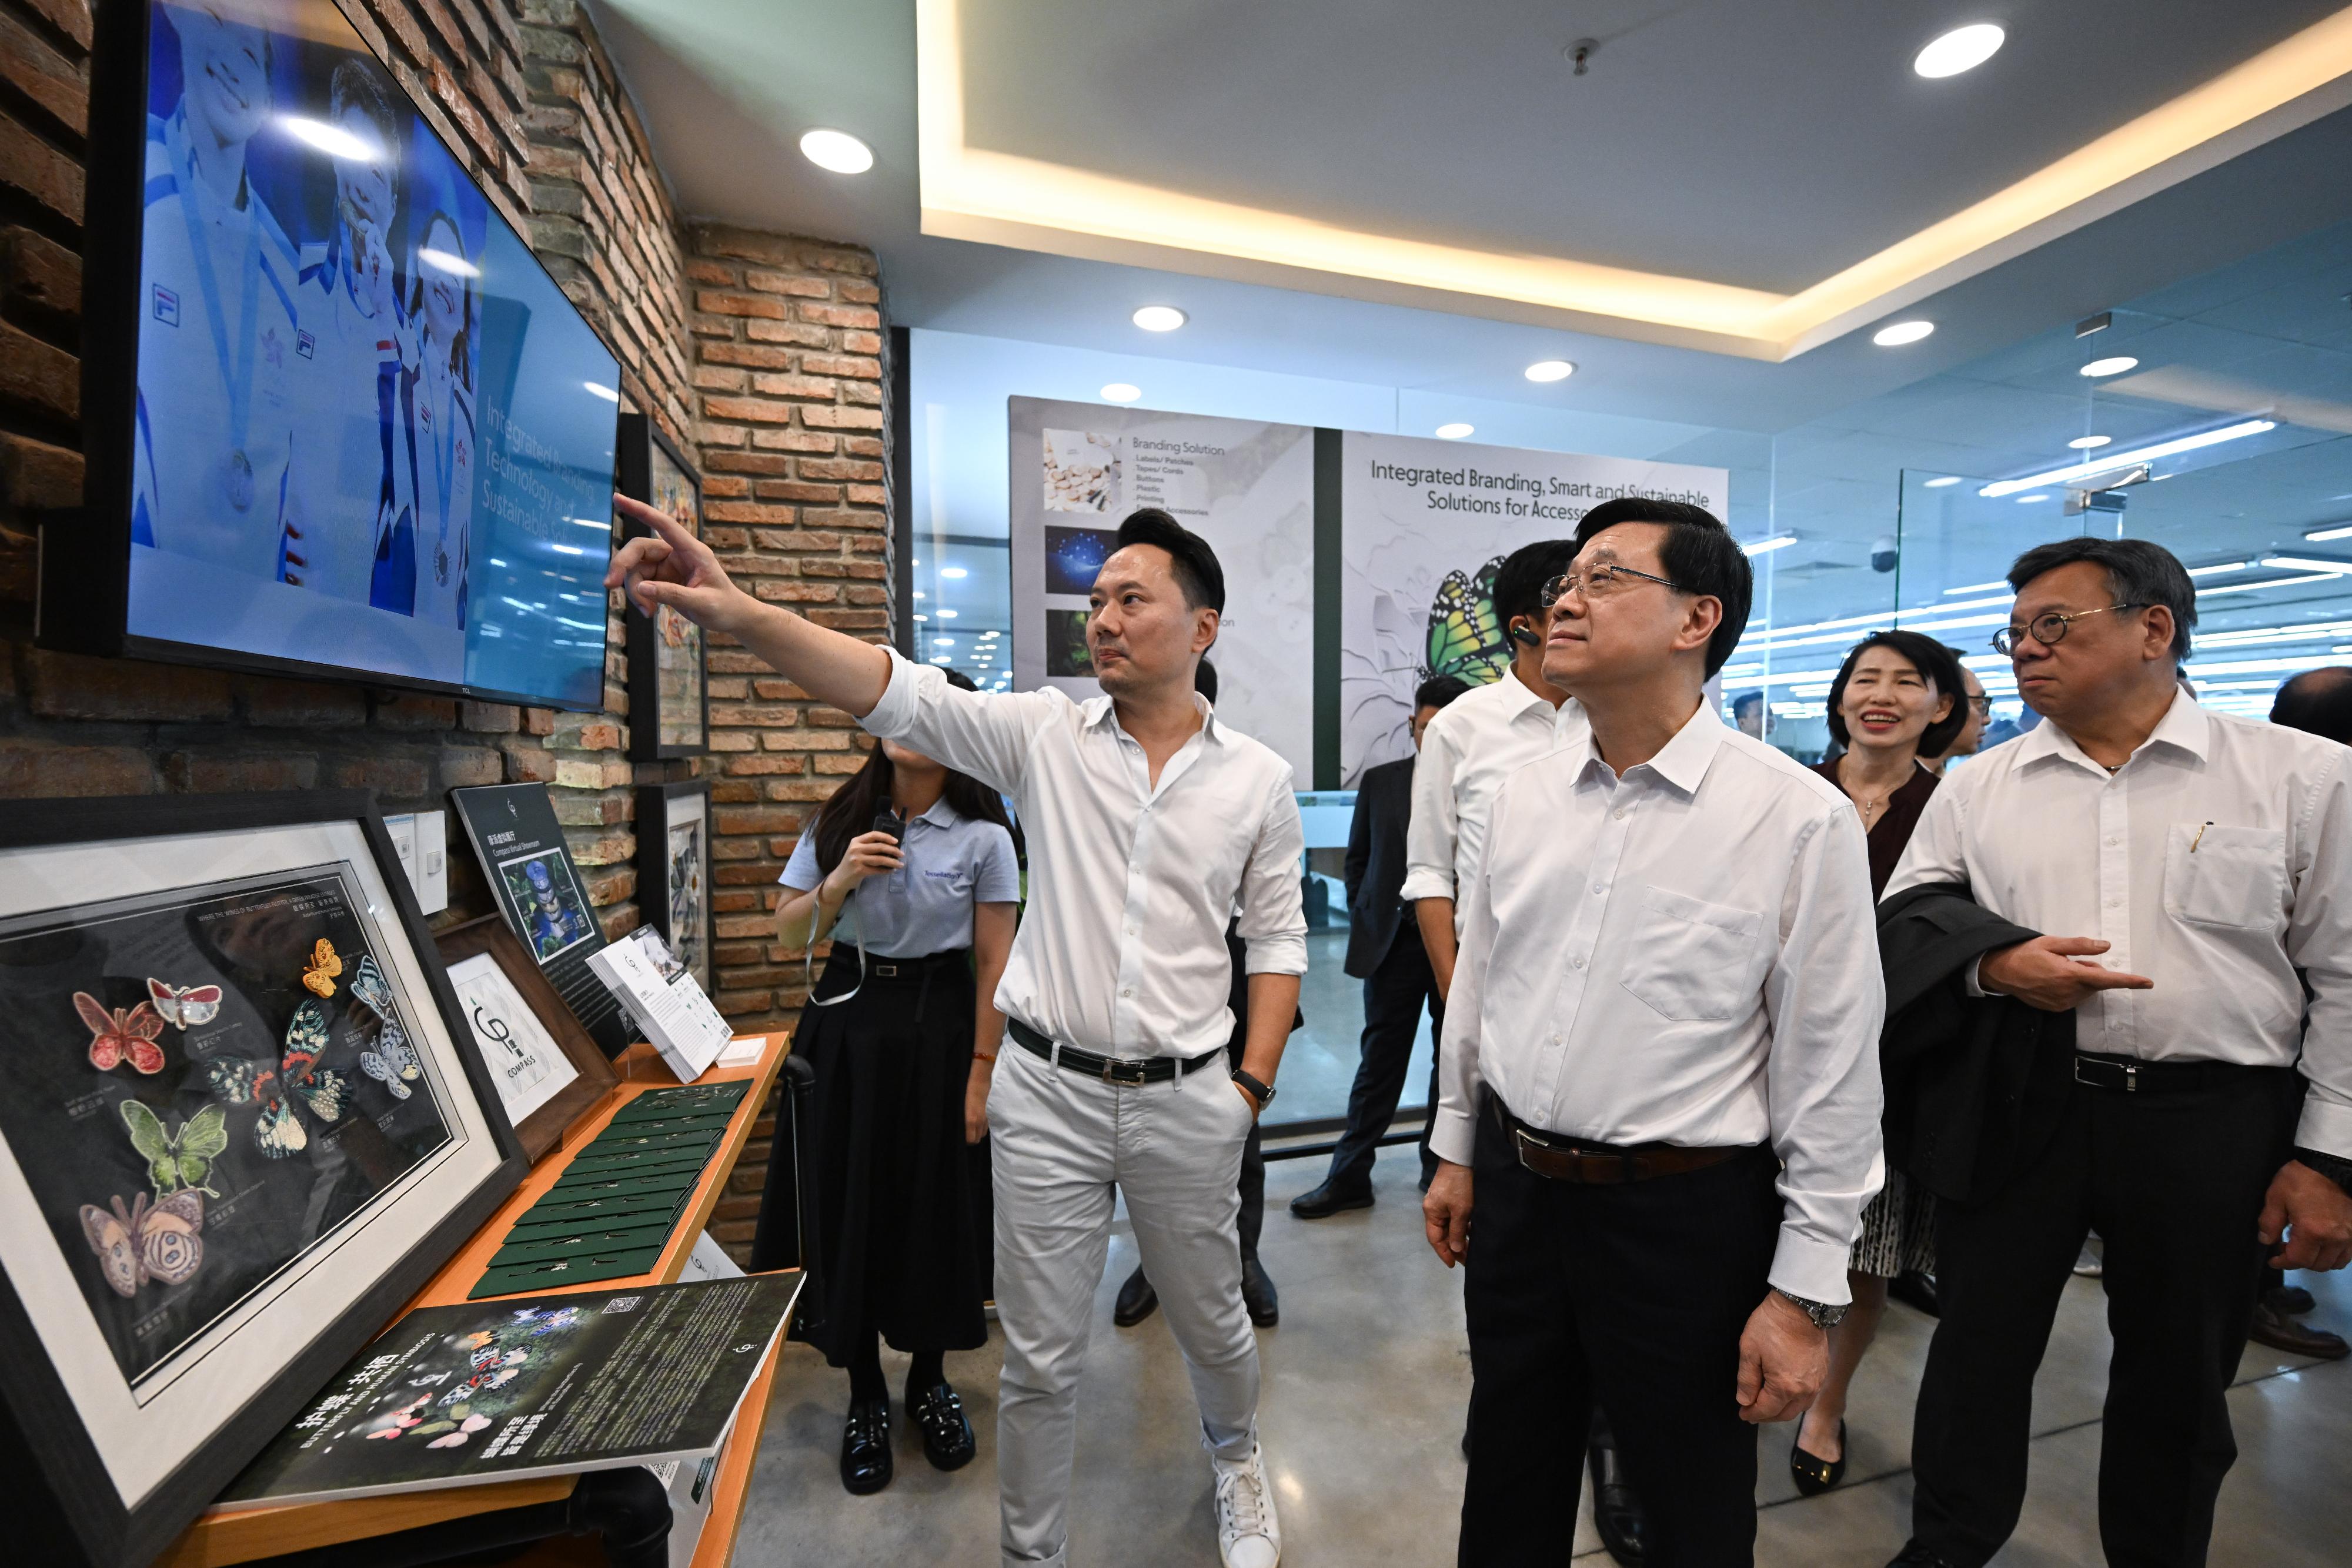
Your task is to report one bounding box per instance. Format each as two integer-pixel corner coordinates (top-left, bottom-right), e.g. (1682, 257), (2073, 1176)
(1977, 420), (2276, 497)
(913, 2), (2352, 360)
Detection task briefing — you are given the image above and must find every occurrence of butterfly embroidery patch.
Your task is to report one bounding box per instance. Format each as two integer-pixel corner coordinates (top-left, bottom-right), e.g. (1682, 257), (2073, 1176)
(349, 955), (422, 1099)
(147, 978), (224, 1029)
(78, 992), (166, 1075)
(122, 1100), (229, 1197)
(301, 938), (343, 998)
(81, 1190), (205, 1298)
(204, 999), (349, 1156)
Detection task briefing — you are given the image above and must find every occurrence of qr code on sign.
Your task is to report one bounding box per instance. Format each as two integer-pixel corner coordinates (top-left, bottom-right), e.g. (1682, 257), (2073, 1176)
(604, 1295), (643, 1314)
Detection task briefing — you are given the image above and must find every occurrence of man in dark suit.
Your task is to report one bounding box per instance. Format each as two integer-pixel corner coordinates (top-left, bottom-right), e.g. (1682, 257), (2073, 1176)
(1293, 676), (1472, 1217)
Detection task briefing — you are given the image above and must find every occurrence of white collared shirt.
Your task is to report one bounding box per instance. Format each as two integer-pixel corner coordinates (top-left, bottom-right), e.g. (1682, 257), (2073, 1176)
(1886, 690), (2352, 1158)
(1434, 703), (1887, 1303)
(861, 650), (1308, 1058)
(1401, 670), (1586, 925)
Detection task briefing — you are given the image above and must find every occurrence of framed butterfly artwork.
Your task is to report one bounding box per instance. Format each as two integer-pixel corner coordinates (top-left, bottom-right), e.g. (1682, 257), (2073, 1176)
(0, 791), (528, 1568)
(619, 414), (709, 761)
(635, 779), (714, 997)
(433, 915), (617, 1163)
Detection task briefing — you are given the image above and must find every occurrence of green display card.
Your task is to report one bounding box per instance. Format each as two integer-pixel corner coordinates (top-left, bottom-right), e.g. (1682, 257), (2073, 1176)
(563, 1143), (718, 1175)
(549, 1164), (706, 1196)
(612, 1083), (747, 1121)
(467, 1246), (670, 1299)
(507, 1188), (691, 1229)
(493, 1221), (684, 1268)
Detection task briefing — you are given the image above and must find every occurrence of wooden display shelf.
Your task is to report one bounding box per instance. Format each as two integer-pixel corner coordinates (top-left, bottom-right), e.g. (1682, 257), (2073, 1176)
(155, 1032), (794, 1568)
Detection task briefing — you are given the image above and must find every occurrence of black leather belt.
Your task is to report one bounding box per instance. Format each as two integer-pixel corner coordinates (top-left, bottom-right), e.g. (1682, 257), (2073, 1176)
(1491, 1095), (1760, 1185)
(2072, 1052), (2287, 1095)
(860, 948), (970, 982)
(1008, 1019), (1225, 1086)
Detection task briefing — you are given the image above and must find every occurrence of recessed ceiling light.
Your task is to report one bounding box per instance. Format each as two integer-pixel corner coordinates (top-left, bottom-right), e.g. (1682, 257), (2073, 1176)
(936, 609), (958, 618)
(2068, 435), (2112, 449)
(1101, 383), (1142, 402)
(1914, 23), (2004, 79)
(933, 637), (956, 648)
(1873, 320), (1935, 346)
(799, 128), (873, 173)
(914, 613), (928, 622)
(2014, 493), (2050, 504)
(1524, 360), (1575, 383)
(1435, 422), (1475, 440)
(940, 566), (968, 579)
(1132, 305), (1187, 332)
(2080, 356), (2139, 377)
(1923, 476), (1962, 487)
(928, 655), (953, 664)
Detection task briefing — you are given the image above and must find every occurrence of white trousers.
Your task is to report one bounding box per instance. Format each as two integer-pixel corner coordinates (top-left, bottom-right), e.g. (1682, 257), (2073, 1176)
(987, 1039), (1261, 1567)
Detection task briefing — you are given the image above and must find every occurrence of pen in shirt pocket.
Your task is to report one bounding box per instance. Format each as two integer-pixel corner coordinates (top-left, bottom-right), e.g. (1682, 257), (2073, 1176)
(2191, 821), (2214, 852)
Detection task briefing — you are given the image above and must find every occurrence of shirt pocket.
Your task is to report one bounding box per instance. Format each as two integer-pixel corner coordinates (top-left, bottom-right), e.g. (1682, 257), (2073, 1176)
(2161, 822), (2283, 930)
(1618, 885), (1766, 1022)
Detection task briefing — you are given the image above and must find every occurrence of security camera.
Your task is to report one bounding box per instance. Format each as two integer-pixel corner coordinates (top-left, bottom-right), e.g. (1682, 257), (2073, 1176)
(1871, 535), (1899, 573)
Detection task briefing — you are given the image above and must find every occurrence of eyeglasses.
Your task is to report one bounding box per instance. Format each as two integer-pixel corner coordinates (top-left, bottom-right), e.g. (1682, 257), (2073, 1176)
(1990, 603), (2148, 657)
(1966, 695), (1994, 715)
(1540, 564), (1686, 609)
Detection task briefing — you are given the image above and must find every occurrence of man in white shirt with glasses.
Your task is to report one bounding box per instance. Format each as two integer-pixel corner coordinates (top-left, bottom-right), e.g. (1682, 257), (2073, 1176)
(608, 498), (1303, 1568)
(1425, 498), (1886, 1566)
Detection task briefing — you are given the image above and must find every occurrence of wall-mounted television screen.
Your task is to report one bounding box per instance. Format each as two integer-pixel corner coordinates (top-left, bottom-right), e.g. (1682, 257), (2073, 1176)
(48, 0), (620, 710)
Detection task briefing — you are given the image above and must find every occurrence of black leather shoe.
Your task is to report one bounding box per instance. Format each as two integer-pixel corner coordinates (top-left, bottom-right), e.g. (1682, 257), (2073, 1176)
(1886, 1546), (1961, 1568)
(1587, 1416), (1647, 1565)
(2266, 1282), (2317, 1315)
(1114, 1267), (1158, 1327)
(1889, 1269), (1942, 1318)
(1241, 1256), (1280, 1327)
(908, 1381), (975, 1471)
(840, 1397), (892, 1494)
(2250, 1300), (2350, 1359)
(1289, 1180), (1374, 1219)
(1789, 1418), (1847, 1496)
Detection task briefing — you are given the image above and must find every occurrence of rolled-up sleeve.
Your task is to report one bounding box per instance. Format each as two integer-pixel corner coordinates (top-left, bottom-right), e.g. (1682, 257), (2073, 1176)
(1235, 771), (1308, 977)
(1399, 718), (1462, 904)
(1760, 807), (1888, 1305)
(862, 648), (1055, 798)
(1428, 781), (1503, 1166)
(2289, 748), (2352, 1159)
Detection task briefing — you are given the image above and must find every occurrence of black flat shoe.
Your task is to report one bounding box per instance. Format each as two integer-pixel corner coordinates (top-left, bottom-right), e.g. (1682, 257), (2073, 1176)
(1288, 1180), (1374, 1219)
(1114, 1267), (1158, 1327)
(840, 1397), (892, 1495)
(1241, 1256), (1280, 1327)
(1586, 1417), (1647, 1565)
(1790, 1418), (1846, 1496)
(908, 1380), (975, 1471)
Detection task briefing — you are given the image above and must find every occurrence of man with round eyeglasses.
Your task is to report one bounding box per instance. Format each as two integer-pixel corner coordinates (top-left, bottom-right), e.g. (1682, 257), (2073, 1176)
(1881, 536), (2352, 1568)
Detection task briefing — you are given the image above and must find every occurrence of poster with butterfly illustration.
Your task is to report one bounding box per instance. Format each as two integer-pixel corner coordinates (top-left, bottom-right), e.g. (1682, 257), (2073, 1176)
(1338, 431), (1728, 783)
(0, 793), (524, 1568)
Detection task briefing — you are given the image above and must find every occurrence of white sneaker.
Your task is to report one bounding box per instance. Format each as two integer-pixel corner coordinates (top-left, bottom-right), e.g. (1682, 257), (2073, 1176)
(1212, 1442), (1281, 1568)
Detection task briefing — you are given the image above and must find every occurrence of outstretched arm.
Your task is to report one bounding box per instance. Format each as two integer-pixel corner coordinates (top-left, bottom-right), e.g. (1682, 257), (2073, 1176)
(605, 492), (890, 718)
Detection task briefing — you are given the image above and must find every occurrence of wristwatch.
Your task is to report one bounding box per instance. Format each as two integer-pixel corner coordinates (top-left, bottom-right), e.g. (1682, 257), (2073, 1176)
(1231, 1070), (1275, 1111)
(1774, 1288), (1848, 1329)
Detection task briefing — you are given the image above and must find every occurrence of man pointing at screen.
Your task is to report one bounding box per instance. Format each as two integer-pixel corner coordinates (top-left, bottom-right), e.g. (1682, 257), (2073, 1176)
(609, 494), (1304, 1568)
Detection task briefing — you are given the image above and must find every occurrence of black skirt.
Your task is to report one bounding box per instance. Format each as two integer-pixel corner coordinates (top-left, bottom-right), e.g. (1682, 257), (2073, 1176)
(757, 946), (990, 1365)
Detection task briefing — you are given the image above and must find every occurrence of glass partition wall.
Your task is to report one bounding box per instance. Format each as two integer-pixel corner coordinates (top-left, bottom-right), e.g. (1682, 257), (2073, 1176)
(904, 218), (2352, 1144)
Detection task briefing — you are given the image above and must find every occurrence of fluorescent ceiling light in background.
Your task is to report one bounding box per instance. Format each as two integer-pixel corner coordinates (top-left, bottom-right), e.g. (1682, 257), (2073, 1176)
(933, 637), (956, 647)
(1524, 360), (1575, 382)
(418, 246), (480, 279)
(1944, 579), (2008, 594)
(2196, 572), (2343, 597)
(1100, 383), (1141, 402)
(1743, 536), (1798, 556)
(800, 128), (874, 173)
(1977, 419), (2276, 496)
(1435, 423), (1475, 440)
(1131, 305), (1187, 332)
(2186, 560), (2251, 576)
(2014, 493), (2050, 504)
(1915, 24), (2007, 78)
(2257, 556), (2352, 574)
(583, 382), (619, 402)
(1873, 320), (1936, 346)
(936, 608), (958, 618)
(2306, 522), (2352, 541)
(278, 115), (381, 161)
(2068, 434), (2112, 449)
(2080, 356), (2140, 377)
(1923, 476), (1962, 487)
(940, 566), (968, 578)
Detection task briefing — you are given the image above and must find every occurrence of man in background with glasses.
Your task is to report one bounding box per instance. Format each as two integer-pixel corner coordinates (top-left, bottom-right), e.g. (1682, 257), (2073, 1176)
(1424, 499), (1885, 1566)
(1883, 537), (2352, 1568)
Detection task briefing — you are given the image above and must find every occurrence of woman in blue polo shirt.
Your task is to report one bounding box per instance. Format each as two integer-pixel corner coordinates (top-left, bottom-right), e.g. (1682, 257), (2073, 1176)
(754, 669), (1018, 1496)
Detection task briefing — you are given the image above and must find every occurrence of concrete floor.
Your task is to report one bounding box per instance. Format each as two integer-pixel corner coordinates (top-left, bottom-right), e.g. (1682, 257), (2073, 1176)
(731, 1146), (2352, 1567)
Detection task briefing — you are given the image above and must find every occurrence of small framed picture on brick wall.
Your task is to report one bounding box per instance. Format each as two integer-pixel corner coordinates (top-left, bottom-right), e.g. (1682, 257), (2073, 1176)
(619, 414), (710, 760)
(636, 780), (716, 998)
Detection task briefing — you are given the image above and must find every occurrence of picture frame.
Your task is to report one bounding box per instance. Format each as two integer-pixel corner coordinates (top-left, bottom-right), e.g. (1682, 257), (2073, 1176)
(0, 791), (529, 1568)
(433, 916), (619, 1164)
(619, 413), (711, 760)
(636, 780), (716, 997)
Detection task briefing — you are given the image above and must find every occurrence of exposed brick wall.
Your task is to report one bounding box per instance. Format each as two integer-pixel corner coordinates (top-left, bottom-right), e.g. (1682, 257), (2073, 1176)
(684, 223), (894, 1259)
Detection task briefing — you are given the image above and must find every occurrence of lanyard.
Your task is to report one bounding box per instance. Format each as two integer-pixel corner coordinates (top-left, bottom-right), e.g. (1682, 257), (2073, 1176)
(177, 152), (260, 472)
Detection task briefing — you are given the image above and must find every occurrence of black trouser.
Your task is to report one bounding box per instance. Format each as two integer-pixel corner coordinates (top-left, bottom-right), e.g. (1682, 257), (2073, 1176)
(1227, 1035), (1265, 1264)
(1325, 920), (1445, 1193)
(1909, 1062), (2299, 1568)
(1461, 1101), (1779, 1567)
